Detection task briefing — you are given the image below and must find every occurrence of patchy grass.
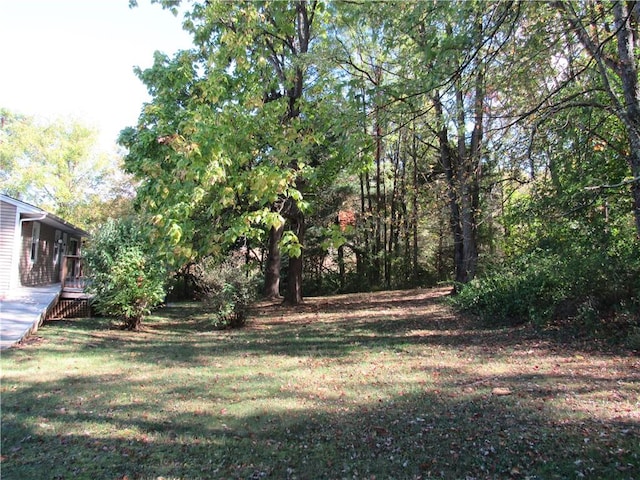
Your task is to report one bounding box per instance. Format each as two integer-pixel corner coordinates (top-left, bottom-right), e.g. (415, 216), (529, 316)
(1, 287), (638, 480)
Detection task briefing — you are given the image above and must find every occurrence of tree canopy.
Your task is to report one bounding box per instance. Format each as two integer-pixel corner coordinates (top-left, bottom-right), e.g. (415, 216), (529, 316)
(119, 0), (638, 329)
(0, 109), (133, 228)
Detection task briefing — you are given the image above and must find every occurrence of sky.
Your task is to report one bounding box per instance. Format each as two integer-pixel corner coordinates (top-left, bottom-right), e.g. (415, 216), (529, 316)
(0, 0), (193, 152)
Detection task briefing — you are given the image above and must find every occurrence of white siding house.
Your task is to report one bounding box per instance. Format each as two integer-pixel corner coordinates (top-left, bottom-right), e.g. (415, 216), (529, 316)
(0, 194), (88, 294)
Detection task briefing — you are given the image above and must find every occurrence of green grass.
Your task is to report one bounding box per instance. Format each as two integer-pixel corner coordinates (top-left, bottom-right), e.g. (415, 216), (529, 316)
(1, 288), (638, 479)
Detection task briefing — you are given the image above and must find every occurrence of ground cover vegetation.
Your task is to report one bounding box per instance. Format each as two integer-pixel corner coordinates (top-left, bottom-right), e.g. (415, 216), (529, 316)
(1, 289), (638, 479)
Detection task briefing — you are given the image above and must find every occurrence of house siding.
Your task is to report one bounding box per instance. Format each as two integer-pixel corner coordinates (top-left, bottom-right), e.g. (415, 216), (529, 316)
(0, 201), (17, 292)
(1, 194), (87, 290)
(19, 221), (59, 286)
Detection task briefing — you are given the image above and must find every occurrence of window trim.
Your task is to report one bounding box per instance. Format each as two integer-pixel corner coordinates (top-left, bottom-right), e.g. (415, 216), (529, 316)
(30, 221), (41, 263)
(53, 229), (62, 266)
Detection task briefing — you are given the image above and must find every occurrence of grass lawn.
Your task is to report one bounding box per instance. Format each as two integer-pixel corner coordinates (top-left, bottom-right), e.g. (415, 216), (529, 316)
(1, 287), (638, 480)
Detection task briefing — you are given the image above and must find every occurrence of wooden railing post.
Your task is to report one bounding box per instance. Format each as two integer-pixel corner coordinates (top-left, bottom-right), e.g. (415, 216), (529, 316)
(61, 255), (86, 289)
(61, 255), (68, 289)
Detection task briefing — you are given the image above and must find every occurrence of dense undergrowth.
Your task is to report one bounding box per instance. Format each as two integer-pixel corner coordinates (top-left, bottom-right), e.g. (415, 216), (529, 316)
(452, 222), (640, 348)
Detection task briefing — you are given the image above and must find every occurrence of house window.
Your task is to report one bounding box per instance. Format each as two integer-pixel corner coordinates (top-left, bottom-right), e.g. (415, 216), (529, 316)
(62, 232), (68, 257)
(53, 230), (62, 265)
(30, 221), (41, 263)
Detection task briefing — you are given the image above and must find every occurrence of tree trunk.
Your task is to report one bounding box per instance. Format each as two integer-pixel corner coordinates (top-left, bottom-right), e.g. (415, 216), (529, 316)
(434, 92), (465, 285)
(372, 64), (384, 286)
(358, 171), (367, 282)
(460, 47), (485, 283)
(459, 183), (478, 283)
(284, 209), (305, 305)
(373, 122), (382, 285)
(338, 243), (345, 291)
(612, 1), (640, 237)
(125, 315), (142, 331)
(630, 144), (640, 237)
(365, 166), (374, 284)
(260, 1), (316, 305)
(263, 225), (284, 298)
(412, 134), (419, 282)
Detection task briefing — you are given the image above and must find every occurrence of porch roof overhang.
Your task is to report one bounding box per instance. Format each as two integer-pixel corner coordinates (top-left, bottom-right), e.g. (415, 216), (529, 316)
(20, 212), (88, 238)
(2, 193), (89, 238)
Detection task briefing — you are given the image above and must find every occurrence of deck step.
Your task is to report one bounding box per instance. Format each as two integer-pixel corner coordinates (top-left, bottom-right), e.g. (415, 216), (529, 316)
(61, 289), (91, 299)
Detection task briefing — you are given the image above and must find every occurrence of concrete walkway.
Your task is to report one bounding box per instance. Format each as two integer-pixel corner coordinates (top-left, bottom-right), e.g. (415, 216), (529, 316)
(0, 284), (61, 350)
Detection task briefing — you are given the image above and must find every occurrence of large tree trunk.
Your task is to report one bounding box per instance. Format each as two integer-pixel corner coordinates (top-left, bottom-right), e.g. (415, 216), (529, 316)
(612, 1), (640, 237)
(279, 1), (315, 304)
(459, 182), (479, 283)
(263, 225), (284, 298)
(434, 92), (465, 285)
(434, 61), (484, 287)
(460, 52), (485, 283)
(284, 204), (305, 305)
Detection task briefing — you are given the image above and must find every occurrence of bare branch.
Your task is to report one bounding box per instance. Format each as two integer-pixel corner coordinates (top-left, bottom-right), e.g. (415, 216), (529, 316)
(584, 176), (640, 191)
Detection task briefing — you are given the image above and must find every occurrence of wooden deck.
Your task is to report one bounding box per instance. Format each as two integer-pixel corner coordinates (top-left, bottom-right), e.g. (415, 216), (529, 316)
(47, 296), (92, 319)
(0, 285), (62, 349)
(46, 255), (93, 319)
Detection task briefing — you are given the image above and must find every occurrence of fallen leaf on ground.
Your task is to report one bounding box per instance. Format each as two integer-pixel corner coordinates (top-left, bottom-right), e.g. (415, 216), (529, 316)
(492, 387), (512, 396)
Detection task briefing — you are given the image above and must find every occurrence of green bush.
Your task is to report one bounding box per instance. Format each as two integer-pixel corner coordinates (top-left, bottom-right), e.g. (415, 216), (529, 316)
(84, 218), (166, 330)
(452, 233), (640, 339)
(453, 251), (568, 326)
(194, 256), (260, 329)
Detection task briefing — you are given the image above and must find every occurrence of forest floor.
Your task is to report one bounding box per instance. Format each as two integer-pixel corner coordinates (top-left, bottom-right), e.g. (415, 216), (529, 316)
(1, 287), (639, 479)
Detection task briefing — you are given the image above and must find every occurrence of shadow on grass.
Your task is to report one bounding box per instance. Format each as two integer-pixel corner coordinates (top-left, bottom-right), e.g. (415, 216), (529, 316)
(34, 287), (634, 367)
(2, 369), (638, 479)
(2, 288), (638, 479)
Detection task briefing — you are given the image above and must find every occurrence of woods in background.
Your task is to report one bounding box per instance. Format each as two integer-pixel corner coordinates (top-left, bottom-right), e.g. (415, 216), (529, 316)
(6, 1), (637, 335)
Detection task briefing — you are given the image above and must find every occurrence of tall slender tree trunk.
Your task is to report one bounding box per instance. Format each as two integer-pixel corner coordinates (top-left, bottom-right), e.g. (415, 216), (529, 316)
(372, 64), (384, 286)
(388, 154), (397, 288)
(629, 141), (640, 238)
(434, 92), (465, 285)
(338, 243), (345, 291)
(359, 171), (368, 282)
(365, 169), (374, 283)
(373, 118), (382, 285)
(412, 134), (419, 282)
(612, 2), (640, 237)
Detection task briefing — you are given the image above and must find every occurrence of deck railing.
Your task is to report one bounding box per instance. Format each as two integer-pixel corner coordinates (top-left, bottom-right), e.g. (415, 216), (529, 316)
(60, 255), (88, 290)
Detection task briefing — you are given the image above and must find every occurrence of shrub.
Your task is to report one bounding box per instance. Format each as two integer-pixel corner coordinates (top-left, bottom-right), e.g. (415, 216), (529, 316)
(452, 251), (569, 326)
(451, 234), (640, 341)
(84, 218), (166, 330)
(194, 256), (260, 329)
